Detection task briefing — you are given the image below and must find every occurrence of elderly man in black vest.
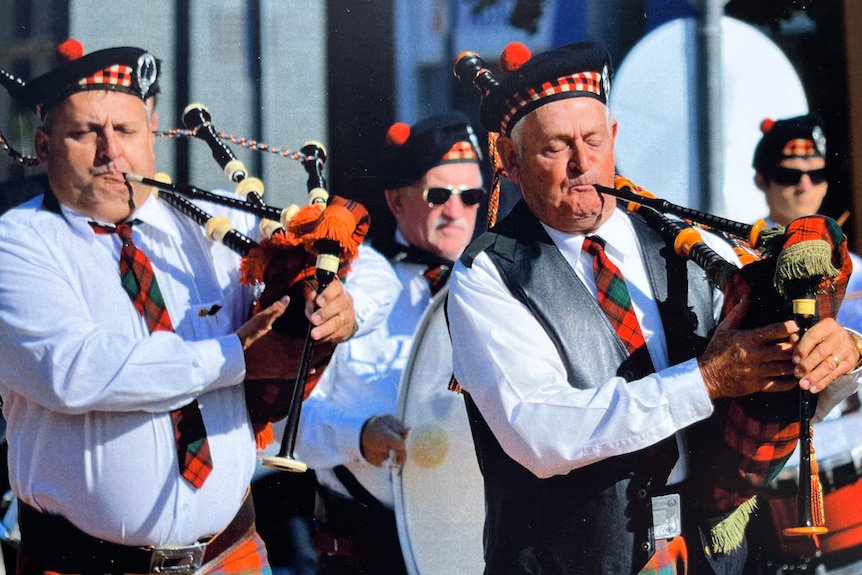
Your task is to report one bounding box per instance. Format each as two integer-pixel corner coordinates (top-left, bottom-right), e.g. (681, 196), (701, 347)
(446, 41), (861, 575)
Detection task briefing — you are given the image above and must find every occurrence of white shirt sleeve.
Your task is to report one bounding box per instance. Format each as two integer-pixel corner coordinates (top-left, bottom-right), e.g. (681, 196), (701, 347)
(447, 252), (715, 479)
(0, 224), (245, 414)
(347, 243), (403, 338)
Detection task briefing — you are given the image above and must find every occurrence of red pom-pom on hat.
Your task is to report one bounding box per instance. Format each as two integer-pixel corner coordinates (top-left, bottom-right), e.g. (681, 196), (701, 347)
(760, 118), (775, 134)
(386, 122), (411, 146)
(55, 39), (84, 63)
(499, 42), (531, 73)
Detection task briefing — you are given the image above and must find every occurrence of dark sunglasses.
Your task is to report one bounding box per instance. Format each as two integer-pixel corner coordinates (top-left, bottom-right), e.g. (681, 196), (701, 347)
(769, 167), (828, 186)
(422, 186), (486, 207)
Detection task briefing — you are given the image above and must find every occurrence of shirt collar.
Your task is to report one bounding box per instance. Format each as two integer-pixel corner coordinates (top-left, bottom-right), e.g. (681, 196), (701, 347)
(543, 207), (639, 263)
(58, 192), (182, 241)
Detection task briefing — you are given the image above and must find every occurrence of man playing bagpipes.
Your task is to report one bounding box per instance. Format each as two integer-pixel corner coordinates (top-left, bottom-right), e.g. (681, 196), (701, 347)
(447, 40), (861, 574)
(0, 41), (357, 574)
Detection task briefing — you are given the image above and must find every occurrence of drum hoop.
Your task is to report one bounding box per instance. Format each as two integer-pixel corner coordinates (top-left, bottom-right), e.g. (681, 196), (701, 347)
(391, 285), (458, 575)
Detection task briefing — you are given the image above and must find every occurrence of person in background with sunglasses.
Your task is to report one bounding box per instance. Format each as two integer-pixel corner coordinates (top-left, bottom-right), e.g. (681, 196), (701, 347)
(294, 112), (485, 574)
(753, 114), (862, 348)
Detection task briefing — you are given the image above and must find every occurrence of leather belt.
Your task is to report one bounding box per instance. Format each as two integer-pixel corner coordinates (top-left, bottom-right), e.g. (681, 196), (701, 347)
(18, 493), (255, 574)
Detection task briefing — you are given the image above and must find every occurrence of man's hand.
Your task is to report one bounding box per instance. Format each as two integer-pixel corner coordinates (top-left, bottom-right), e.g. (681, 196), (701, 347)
(238, 296), (308, 381)
(698, 295), (800, 399)
(699, 295), (861, 400)
(791, 317), (859, 393)
(360, 414), (409, 467)
(306, 278), (356, 344)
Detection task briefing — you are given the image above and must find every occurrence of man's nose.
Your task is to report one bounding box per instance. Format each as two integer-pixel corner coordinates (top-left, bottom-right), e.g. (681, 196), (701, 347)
(568, 144), (589, 174)
(96, 129), (120, 164)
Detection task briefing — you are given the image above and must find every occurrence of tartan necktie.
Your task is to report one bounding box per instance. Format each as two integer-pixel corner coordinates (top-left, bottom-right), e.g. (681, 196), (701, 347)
(423, 264), (452, 296)
(582, 236), (650, 360)
(583, 236), (676, 481)
(91, 220), (213, 488)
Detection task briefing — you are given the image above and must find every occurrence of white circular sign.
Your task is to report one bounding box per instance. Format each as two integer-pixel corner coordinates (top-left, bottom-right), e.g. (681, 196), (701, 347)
(611, 16), (808, 225)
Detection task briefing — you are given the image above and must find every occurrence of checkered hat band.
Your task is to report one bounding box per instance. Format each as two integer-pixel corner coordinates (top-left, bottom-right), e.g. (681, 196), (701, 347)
(442, 141), (479, 162)
(502, 72), (603, 134)
(781, 138), (815, 157)
(78, 64), (134, 89)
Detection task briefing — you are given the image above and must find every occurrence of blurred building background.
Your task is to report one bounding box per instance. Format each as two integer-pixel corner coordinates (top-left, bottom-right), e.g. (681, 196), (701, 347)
(1, 0), (861, 248)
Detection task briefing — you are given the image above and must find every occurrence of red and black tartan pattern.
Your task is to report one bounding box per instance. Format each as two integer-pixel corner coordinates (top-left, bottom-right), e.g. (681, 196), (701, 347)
(712, 401), (801, 511)
(442, 140), (479, 162)
(78, 64), (134, 89)
(91, 222), (212, 488)
(583, 236), (648, 356)
(690, 214), (850, 523)
(423, 264), (452, 296)
(112, 223), (174, 332)
(501, 71), (603, 134)
(781, 138), (815, 157)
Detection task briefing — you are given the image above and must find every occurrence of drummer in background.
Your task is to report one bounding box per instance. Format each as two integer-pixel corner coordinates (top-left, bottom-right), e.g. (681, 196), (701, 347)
(446, 41), (861, 575)
(753, 114), (862, 347)
(0, 42), (356, 574)
(295, 112), (484, 575)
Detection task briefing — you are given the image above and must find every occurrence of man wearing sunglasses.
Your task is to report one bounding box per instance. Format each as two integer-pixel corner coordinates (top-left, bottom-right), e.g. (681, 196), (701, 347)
(295, 112), (484, 574)
(753, 114), (831, 228)
(753, 114), (862, 338)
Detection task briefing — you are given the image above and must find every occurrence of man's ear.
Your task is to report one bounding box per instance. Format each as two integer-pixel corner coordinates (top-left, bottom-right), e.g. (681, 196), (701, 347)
(149, 110), (159, 132)
(384, 188), (405, 216)
(34, 128), (51, 164)
(754, 173), (768, 192)
(496, 136), (521, 184)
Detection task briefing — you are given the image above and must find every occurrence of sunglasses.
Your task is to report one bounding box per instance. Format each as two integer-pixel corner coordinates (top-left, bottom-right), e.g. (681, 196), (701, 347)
(769, 167), (828, 186)
(421, 185), (486, 207)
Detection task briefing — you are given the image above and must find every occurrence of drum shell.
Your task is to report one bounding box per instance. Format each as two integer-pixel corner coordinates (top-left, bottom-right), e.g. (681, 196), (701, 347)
(391, 288), (485, 575)
(760, 411), (862, 570)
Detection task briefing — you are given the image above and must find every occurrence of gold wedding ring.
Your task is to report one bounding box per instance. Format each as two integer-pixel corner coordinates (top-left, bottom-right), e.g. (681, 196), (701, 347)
(832, 354), (841, 369)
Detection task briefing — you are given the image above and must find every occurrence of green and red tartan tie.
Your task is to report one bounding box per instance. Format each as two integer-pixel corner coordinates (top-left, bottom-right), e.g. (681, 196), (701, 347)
(92, 221), (212, 488)
(582, 236), (651, 359)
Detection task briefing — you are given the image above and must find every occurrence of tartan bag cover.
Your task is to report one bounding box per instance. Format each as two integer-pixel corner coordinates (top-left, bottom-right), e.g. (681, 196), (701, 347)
(687, 214), (851, 554)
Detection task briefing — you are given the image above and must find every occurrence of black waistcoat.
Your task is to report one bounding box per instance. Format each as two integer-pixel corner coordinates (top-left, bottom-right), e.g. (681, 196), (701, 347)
(457, 201), (716, 575)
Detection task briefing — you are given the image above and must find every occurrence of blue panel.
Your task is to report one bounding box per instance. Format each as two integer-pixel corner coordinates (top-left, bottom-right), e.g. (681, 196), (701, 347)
(551, 0), (588, 45)
(645, 0), (696, 32)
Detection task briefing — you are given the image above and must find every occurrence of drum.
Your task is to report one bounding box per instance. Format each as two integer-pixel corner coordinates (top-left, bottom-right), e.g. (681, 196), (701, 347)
(758, 409), (862, 574)
(391, 287), (486, 575)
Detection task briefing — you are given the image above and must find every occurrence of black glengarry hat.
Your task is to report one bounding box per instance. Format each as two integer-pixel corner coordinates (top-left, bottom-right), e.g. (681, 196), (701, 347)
(478, 41), (613, 136)
(16, 39), (160, 118)
(381, 111), (482, 188)
(752, 114), (826, 174)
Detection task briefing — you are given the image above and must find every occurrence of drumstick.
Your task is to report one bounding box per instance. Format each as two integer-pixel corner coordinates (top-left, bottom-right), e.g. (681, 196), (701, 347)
(836, 211), (850, 228)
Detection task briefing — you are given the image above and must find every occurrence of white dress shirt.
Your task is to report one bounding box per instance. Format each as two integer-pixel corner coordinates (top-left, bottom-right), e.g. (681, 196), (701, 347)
(0, 191), (261, 546)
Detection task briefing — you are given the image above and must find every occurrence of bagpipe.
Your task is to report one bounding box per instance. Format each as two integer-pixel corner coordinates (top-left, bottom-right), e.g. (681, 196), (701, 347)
(149, 104), (370, 472)
(602, 176), (850, 553)
(0, 87), (369, 472)
(451, 47), (853, 551)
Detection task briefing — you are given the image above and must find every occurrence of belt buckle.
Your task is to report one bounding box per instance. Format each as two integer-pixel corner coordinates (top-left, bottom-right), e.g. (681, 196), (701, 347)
(149, 542), (206, 574)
